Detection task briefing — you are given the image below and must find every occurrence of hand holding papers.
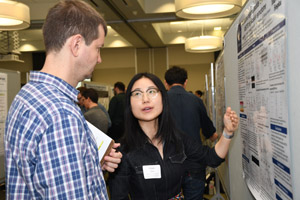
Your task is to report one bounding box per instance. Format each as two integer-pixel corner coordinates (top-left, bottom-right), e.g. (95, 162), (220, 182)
(86, 121), (115, 166)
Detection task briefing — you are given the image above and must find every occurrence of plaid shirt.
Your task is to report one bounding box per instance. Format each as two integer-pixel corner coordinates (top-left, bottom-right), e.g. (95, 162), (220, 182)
(5, 71), (108, 199)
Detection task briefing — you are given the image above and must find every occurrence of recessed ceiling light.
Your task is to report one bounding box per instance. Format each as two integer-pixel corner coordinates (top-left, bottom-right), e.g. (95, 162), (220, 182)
(183, 4), (234, 14)
(0, 0), (30, 30)
(170, 21), (184, 25)
(175, 0), (242, 19)
(185, 36), (223, 53)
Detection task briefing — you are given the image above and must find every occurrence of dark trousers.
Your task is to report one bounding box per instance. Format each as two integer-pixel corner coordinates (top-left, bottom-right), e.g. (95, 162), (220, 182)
(182, 174), (205, 200)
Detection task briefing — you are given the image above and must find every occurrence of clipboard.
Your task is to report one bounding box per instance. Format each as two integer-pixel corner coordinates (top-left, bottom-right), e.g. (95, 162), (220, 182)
(86, 121), (115, 166)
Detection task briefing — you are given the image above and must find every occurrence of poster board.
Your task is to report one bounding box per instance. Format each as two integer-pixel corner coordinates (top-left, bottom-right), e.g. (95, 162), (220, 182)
(236, 0), (293, 199)
(221, 0), (297, 199)
(215, 51), (226, 139)
(206, 64), (215, 124)
(214, 51), (231, 195)
(0, 69), (21, 183)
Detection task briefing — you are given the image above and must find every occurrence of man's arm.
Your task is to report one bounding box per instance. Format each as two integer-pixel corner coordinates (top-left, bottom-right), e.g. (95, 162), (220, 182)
(98, 103), (112, 127)
(197, 97), (217, 139)
(36, 114), (106, 199)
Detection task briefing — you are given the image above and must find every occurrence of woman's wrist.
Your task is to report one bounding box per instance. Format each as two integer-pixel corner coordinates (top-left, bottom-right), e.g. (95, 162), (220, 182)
(223, 129), (234, 139)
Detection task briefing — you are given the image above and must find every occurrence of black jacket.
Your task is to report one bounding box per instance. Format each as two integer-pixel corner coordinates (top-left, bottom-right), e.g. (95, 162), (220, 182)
(108, 93), (126, 141)
(168, 85), (216, 178)
(108, 132), (224, 200)
(167, 86), (216, 144)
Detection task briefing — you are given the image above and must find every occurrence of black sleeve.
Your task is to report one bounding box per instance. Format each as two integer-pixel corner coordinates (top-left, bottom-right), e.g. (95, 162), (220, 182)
(182, 132), (224, 168)
(198, 98), (216, 139)
(108, 151), (130, 200)
(108, 97), (117, 119)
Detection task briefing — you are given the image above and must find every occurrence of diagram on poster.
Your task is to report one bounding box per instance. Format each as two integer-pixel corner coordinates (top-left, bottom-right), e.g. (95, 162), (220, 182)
(237, 0), (293, 199)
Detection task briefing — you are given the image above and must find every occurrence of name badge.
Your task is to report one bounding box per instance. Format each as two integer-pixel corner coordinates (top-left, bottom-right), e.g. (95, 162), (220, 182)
(142, 165), (161, 179)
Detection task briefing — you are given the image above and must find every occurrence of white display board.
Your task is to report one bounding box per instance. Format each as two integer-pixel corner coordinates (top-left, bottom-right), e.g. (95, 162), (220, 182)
(221, 0), (300, 199)
(0, 69), (21, 183)
(237, 0), (293, 199)
(215, 52), (226, 136)
(0, 73), (7, 156)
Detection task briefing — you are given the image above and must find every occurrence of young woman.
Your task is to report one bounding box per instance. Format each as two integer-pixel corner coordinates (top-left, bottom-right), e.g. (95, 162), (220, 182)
(109, 73), (239, 200)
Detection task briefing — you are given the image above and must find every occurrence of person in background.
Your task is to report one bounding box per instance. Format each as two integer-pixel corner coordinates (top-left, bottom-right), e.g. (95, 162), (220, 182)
(195, 90), (204, 98)
(5, 1), (121, 199)
(78, 86), (112, 128)
(108, 82), (126, 142)
(108, 72), (239, 199)
(82, 88), (109, 133)
(77, 86), (88, 113)
(165, 66), (218, 200)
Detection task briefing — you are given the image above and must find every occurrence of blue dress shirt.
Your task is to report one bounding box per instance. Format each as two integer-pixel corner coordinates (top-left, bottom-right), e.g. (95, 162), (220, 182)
(5, 71), (108, 199)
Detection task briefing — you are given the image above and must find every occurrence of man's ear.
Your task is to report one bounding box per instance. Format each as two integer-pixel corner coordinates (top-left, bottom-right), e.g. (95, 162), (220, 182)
(70, 34), (83, 57)
(164, 80), (170, 90)
(84, 97), (91, 108)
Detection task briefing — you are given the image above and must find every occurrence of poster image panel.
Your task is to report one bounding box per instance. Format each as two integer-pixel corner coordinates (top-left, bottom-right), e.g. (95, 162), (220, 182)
(237, 0), (293, 199)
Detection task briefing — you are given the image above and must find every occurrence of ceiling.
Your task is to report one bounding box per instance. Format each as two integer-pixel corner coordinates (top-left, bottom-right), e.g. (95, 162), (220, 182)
(16, 0), (247, 52)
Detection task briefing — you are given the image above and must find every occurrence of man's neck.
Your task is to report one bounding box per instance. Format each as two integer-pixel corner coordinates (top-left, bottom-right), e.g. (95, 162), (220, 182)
(88, 102), (98, 109)
(116, 91), (124, 95)
(170, 83), (184, 88)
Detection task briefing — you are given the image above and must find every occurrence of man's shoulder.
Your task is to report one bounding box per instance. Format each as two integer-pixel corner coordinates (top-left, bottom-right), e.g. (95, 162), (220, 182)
(25, 82), (80, 116)
(98, 103), (106, 110)
(113, 93), (126, 102)
(86, 106), (105, 115)
(117, 92), (126, 98)
(168, 85), (184, 94)
(168, 86), (197, 98)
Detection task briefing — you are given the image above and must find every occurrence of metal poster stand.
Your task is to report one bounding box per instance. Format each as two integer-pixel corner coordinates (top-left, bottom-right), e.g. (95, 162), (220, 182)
(211, 169), (225, 200)
(206, 63), (224, 200)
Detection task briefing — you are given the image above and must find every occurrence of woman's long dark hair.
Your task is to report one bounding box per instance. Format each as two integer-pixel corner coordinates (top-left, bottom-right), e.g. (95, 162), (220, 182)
(122, 73), (181, 152)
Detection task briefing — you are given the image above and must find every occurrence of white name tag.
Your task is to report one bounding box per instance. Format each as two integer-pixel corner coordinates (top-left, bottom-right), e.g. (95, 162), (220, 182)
(142, 165), (161, 179)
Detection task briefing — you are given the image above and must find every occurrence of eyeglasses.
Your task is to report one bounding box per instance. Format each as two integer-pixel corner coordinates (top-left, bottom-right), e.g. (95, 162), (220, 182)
(130, 88), (160, 99)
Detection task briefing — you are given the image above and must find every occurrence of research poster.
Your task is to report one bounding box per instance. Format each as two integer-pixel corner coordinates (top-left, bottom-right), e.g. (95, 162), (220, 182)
(206, 65), (215, 122)
(215, 52), (226, 135)
(0, 73), (8, 156)
(237, 0), (293, 199)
